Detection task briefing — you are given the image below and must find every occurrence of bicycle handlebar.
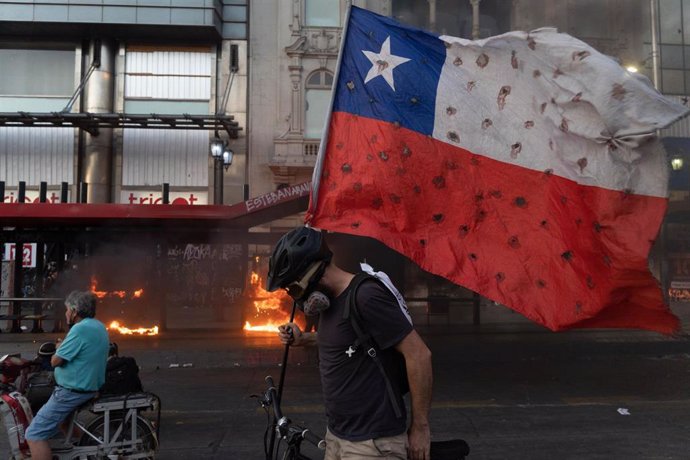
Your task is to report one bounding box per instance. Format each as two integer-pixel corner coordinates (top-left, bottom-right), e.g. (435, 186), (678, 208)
(301, 428), (327, 450)
(262, 375), (326, 452)
(264, 376), (285, 422)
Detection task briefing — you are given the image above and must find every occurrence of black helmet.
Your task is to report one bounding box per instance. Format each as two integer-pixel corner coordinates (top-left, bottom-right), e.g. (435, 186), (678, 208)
(266, 226), (332, 293)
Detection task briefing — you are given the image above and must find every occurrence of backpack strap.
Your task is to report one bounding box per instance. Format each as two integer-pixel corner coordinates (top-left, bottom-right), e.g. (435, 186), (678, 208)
(344, 272), (404, 419)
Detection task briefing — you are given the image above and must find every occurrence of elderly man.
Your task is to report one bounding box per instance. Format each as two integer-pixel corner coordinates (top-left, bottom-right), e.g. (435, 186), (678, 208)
(26, 290), (109, 459)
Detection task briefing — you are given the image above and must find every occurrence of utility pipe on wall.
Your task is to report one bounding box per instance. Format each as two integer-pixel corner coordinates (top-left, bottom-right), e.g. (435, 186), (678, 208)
(81, 39), (116, 203)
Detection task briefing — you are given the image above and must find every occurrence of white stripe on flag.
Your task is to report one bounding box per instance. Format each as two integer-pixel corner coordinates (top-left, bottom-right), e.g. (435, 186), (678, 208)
(433, 28), (688, 198)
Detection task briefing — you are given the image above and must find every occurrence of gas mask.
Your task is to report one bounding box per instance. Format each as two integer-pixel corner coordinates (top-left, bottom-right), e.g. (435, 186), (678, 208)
(298, 291), (331, 316)
(285, 261), (331, 316)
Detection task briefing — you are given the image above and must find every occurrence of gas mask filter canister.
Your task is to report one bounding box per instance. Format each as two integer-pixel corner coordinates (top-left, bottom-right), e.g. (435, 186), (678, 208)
(300, 291), (330, 316)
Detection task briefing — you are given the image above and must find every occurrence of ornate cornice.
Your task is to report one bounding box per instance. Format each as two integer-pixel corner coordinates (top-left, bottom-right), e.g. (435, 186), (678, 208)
(285, 27), (340, 58)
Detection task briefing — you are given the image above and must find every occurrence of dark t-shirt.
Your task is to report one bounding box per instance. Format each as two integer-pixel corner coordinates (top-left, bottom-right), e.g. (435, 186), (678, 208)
(318, 277), (413, 441)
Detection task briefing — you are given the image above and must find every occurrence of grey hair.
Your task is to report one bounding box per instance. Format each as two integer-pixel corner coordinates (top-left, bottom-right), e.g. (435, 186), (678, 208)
(64, 290), (97, 318)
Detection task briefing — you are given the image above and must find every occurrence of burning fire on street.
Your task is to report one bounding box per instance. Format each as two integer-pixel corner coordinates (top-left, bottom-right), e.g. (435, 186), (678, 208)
(91, 276), (144, 300)
(89, 276), (157, 336)
(108, 320), (159, 336)
(243, 271), (303, 333)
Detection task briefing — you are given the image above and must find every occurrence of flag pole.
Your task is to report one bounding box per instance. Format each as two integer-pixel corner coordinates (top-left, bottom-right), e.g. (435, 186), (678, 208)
(267, 299), (298, 459)
(308, 3), (354, 217)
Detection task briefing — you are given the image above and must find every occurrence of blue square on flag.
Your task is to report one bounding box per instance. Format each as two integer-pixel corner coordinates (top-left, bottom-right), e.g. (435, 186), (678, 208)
(334, 10), (445, 135)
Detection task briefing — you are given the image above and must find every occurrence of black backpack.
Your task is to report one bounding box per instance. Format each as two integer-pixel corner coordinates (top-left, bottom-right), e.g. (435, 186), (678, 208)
(347, 273), (472, 460)
(100, 356), (143, 395)
(344, 272), (410, 419)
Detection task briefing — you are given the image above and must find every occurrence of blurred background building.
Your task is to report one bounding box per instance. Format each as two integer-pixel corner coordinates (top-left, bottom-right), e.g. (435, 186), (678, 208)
(0, 0), (248, 206)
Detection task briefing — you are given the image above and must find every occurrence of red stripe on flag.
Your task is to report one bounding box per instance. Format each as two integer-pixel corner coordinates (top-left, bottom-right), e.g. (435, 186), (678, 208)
(308, 112), (678, 334)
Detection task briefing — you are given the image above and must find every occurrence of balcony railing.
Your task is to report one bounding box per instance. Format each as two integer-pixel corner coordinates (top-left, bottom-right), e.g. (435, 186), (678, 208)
(303, 141), (320, 156)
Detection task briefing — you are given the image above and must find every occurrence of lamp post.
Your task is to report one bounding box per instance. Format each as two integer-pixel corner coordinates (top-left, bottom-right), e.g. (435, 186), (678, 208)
(210, 135), (234, 204)
(210, 135), (225, 205)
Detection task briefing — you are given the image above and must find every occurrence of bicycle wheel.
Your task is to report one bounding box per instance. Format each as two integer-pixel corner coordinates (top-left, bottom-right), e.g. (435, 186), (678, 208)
(78, 413), (158, 459)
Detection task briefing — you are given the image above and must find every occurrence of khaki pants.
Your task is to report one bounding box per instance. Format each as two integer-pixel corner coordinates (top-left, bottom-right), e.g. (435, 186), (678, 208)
(324, 428), (408, 459)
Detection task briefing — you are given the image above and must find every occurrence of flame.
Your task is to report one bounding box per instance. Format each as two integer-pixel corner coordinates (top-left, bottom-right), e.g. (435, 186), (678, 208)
(90, 277), (108, 299)
(243, 320), (283, 332)
(90, 276), (144, 300)
(243, 271), (301, 332)
(108, 320), (159, 336)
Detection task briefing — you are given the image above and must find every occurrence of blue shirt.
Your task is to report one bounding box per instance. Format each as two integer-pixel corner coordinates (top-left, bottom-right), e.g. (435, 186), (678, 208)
(55, 317), (109, 391)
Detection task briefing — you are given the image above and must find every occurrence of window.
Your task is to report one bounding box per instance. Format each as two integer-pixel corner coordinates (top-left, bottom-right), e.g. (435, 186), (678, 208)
(304, 70), (333, 139)
(0, 49), (75, 96)
(305, 0), (340, 27)
(660, 0), (683, 44)
(0, 48), (75, 111)
(306, 71), (333, 87)
(651, 0), (690, 94)
(124, 46), (212, 115)
(392, 0), (510, 37)
(122, 46), (212, 186)
(662, 69), (685, 94)
(662, 44), (684, 68)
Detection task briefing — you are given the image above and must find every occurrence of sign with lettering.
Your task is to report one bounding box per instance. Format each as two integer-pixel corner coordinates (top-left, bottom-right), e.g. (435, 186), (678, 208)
(2, 189), (68, 204)
(3, 243), (37, 268)
(120, 190), (208, 205)
(245, 182), (311, 213)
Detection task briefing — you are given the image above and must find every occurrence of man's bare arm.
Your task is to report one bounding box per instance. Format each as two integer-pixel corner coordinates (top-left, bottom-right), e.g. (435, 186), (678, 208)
(278, 322), (317, 347)
(396, 330), (432, 460)
(51, 355), (65, 368)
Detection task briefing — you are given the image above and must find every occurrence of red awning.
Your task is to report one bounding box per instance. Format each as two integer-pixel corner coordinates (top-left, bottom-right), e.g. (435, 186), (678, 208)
(0, 182), (311, 230)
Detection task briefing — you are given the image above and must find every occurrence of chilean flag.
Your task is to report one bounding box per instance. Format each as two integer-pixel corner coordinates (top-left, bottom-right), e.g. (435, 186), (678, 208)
(306, 7), (689, 334)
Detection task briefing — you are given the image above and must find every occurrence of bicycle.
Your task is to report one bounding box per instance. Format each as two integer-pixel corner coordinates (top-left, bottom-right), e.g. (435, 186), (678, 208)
(252, 375), (474, 460)
(253, 375), (326, 460)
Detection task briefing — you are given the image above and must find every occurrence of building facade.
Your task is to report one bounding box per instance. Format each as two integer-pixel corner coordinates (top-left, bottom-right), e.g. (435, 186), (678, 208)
(0, 0), (249, 206)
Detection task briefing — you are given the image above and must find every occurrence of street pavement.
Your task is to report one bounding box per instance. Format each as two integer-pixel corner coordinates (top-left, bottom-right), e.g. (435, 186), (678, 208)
(1, 321), (689, 459)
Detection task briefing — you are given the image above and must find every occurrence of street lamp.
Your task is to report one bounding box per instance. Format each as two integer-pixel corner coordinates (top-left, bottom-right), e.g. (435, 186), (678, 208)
(671, 157), (684, 171)
(222, 148), (234, 171)
(210, 136), (225, 158)
(210, 134), (227, 204)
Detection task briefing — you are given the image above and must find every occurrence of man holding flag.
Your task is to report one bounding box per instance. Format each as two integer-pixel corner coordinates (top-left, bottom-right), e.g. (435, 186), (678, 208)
(307, 6), (688, 335)
(270, 226), (433, 460)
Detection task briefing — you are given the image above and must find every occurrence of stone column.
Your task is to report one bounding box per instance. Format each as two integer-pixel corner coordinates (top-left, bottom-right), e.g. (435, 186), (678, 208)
(288, 63), (304, 135)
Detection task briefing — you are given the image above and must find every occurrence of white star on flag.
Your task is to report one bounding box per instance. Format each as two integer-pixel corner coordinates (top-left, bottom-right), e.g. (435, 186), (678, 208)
(362, 36), (410, 91)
